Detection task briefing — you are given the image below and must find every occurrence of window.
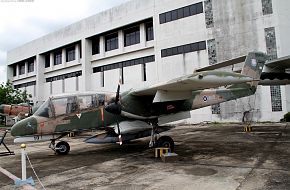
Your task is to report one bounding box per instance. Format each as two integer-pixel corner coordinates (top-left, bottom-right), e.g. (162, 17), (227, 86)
(270, 86), (282, 112)
(92, 37), (100, 55)
(79, 95), (97, 110)
(161, 41), (206, 58)
(52, 97), (78, 117)
(66, 46), (75, 62)
(262, 0), (273, 15)
(124, 26), (140, 47)
(46, 71), (82, 83)
(45, 54), (50, 68)
(212, 104), (221, 114)
(146, 22), (154, 41)
(105, 33), (118, 51)
(13, 65), (17, 76)
(19, 63), (25, 75)
(54, 50), (62, 65)
(34, 99), (52, 118)
(93, 55), (155, 73)
(159, 2), (203, 24)
(28, 61), (34, 73)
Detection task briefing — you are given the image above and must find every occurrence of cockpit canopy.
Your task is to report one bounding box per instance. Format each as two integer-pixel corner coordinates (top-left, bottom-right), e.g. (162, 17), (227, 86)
(34, 93), (106, 118)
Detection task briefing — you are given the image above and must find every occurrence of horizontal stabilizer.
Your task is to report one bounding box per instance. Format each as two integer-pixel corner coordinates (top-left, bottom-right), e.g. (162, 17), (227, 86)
(196, 55), (246, 72)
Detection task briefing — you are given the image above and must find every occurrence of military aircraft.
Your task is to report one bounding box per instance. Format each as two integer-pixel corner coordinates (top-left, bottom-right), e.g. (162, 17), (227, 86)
(0, 103), (34, 124)
(10, 52), (273, 155)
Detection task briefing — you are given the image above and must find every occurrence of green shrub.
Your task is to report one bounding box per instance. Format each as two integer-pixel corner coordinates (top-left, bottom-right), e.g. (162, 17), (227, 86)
(283, 112), (290, 122)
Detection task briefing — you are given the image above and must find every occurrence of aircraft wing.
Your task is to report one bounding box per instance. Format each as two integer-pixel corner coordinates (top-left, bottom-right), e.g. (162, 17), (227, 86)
(259, 55), (290, 85)
(131, 71), (255, 102)
(195, 53), (290, 86)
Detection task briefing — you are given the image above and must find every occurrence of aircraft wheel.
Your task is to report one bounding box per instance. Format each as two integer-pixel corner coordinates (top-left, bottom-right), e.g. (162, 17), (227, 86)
(156, 136), (174, 152)
(55, 141), (70, 155)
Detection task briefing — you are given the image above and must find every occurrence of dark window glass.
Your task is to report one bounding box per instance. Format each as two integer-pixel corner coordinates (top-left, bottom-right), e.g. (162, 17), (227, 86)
(92, 37), (100, 55)
(54, 50), (62, 65)
(178, 46), (184, 54)
(177, 8), (184, 19)
(190, 4), (197, 15)
(92, 55), (155, 73)
(159, 14), (166, 24)
(146, 22), (154, 41)
(105, 33), (118, 51)
(124, 26), (140, 47)
(13, 65), (17, 76)
(184, 44), (191, 53)
(165, 12), (172, 22)
(198, 41), (206, 50)
(171, 10), (178, 20)
(161, 49), (167, 57)
(184, 6), (190, 17)
(28, 61), (34, 73)
(66, 46), (75, 62)
(45, 54), (50, 68)
(19, 63), (25, 75)
(166, 48), (173, 57)
(159, 2), (204, 24)
(161, 41), (206, 58)
(196, 2), (203, 13)
(191, 43), (198, 51)
(172, 47), (178, 55)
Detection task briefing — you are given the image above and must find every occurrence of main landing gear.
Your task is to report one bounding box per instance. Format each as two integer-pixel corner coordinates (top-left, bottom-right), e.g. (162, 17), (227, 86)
(149, 124), (175, 152)
(49, 133), (70, 155)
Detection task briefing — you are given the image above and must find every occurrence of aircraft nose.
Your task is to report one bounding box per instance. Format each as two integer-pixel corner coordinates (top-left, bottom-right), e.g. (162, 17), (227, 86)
(11, 116), (38, 137)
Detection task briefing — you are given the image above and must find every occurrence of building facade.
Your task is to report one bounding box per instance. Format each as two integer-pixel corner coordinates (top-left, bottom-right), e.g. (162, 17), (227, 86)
(6, 0), (290, 123)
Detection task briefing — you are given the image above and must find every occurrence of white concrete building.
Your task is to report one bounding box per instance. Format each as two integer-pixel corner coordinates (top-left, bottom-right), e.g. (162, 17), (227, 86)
(6, 0), (290, 123)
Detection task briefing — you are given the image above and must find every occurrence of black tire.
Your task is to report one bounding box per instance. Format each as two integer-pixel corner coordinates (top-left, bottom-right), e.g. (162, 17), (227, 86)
(55, 141), (70, 155)
(156, 136), (174, 152)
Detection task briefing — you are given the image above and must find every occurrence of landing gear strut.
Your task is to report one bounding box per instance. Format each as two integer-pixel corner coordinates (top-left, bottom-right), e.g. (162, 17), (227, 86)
(149, 124), (175, 152)
(49, 133), (70, 155)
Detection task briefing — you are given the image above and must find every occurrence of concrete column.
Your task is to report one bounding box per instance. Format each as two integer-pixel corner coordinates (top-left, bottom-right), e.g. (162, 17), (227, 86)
(50, 53), (54, 67)
(62, 48), (66, 65)
(16, 64), (19, 77)
(36, 55), (45, 102)
(118, 30), (124, 52)
(25, 61), (28, 76)
(81, 38), (92, 91)
(140, 23), (146, 47)
(100, 36), (105, 57)
(75, 43), (80, 62)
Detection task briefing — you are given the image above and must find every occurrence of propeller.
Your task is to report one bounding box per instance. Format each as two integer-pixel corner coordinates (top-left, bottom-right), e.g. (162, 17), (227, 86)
(105, 78), (122, 115)
(105, 77), (123, 145)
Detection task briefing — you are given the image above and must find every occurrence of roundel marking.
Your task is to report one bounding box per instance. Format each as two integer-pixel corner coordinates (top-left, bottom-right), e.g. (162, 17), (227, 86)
(203, 96), (208, 102)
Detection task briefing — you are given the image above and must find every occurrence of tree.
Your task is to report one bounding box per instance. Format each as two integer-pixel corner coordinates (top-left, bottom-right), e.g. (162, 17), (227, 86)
(0, 80), (32, 105)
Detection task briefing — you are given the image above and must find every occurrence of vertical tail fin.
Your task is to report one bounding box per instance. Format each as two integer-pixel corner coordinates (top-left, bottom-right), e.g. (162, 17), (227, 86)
(241, 52), (268, 87)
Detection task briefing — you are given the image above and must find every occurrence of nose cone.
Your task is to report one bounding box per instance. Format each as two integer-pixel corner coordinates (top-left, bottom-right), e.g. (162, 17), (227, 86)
(11, 116), (38, 137)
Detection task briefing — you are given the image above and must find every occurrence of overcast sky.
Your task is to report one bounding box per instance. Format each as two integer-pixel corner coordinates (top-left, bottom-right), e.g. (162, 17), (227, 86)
(0, 0), (130, 84)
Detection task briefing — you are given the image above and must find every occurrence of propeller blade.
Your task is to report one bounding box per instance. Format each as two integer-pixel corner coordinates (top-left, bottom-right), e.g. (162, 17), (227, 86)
(115, 84), (120, 104)
(116, 121), (122, 145)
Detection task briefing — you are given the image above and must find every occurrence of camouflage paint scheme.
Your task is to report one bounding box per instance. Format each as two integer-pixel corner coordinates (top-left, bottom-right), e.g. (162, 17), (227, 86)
(11, 52), (267, 143)
(0, 104), (32, 120)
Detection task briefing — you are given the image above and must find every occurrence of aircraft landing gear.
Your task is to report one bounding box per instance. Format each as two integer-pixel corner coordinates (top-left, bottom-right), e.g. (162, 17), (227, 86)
(49, 133), (70, 155)
(149, 124), (175, 152)
(49, 140), (70, 155)
(156, 136), (174, 152)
